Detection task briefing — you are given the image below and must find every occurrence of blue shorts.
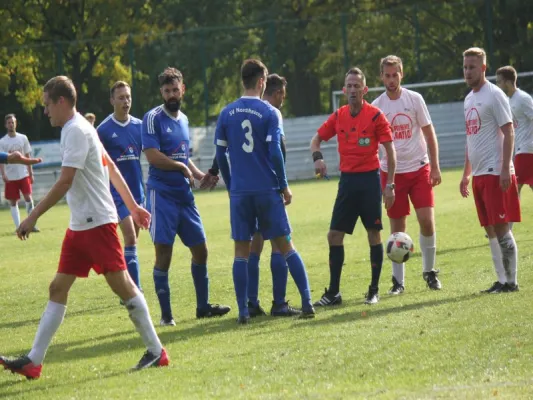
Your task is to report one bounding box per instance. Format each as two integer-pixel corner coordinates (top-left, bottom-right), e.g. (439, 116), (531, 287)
(115, 198), (144, 222)
(230, 191), (291, 241)
(146, 189), (206, 247)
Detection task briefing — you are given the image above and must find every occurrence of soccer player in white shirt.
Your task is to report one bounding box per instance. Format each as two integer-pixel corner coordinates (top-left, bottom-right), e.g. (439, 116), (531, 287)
(372, 55), (442, 294)
(0, 114), (39, 231)
(495, 66), (533, 199)
(460, 47), (520, 294)
(0, 76), (169, 380)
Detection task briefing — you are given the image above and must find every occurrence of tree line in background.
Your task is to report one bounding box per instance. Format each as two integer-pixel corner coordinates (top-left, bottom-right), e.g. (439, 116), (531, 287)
(0, 0), (531, 140)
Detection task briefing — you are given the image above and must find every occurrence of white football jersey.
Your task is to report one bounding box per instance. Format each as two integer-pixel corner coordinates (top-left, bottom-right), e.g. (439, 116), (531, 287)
(372, 88), (432, 173)
(464, 81), (514, 177)
(509, 88), (533, 154)
(60, 113), (118, 231)
(0, 133), (31, 180)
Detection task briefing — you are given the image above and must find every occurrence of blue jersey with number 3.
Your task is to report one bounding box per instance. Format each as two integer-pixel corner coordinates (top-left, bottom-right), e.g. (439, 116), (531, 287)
(214, 96), (282, 194)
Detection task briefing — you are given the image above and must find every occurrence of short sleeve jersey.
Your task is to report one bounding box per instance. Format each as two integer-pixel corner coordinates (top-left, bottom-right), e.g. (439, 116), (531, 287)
(214, 96), (282, 194)
(60, 113), (118, 231)
(97, 114), (144, 204)
(372, 88), (432, 173)
(141, 106), (193, 203)
(317, 101), (393, 173)
(0, 133), (31, 180)
(464, 81), (514, 176)
(509, 88), (533, 154)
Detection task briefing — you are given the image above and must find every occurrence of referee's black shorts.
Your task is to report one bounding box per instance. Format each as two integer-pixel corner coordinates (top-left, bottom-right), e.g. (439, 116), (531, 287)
(329, 169), (383, 234)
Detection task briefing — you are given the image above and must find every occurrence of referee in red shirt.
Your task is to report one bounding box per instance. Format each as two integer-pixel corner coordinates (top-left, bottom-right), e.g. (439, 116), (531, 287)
(310, 67), (396, 305)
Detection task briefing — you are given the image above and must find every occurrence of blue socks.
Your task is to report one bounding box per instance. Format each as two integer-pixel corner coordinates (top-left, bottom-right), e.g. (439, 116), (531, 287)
(247, 253), (260, 307)
(191, 262), (209, 310)
(125, 245), (141, 289)
(285, 250), (312, 308)
(271, 252), (288, 305)
(153, 267), (172, 320)
(233, 257), (249, 317)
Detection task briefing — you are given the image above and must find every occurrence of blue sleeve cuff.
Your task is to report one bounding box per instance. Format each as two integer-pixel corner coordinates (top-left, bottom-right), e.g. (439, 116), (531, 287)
(0, 152), (8, 164)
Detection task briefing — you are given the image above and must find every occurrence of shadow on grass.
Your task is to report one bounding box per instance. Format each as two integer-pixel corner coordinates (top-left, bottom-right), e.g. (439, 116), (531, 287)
(303, 292), (481, 328)
(0, 305), (116, 330)
(0, 369), (127, 399)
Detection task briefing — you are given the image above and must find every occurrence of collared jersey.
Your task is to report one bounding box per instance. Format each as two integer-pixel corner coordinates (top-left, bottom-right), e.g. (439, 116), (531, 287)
(142, 106), (193, 203)
(97, 114), (144, 204)
(317, 101), (393, 173)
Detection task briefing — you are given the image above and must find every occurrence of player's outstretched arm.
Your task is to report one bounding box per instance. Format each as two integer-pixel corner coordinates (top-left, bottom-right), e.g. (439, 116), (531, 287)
(310, 133), (328, 178)
(105, 152), (150, 229)
(215, 145), (231, 190)
(199, 156), (220, 190)
(17, 166), (76, 240)
(0, 151), (42, 166)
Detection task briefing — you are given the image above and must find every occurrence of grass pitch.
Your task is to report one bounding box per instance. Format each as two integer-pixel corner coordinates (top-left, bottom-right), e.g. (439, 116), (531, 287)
(0, 169), (532, 399)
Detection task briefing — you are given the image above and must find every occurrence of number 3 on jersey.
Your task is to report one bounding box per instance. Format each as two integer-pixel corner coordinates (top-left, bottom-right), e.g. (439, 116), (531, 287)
(241, 119), (254, 153)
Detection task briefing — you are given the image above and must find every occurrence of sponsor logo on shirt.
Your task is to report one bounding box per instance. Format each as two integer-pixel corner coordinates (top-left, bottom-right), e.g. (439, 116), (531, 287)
(170, 141), (188, 160)
(391, 113), (413, 140)
(466, 107), (481, 135)
(116, 144), (140, 162)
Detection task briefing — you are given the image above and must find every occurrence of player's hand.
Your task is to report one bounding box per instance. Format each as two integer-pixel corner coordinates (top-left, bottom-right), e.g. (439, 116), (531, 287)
(383, 187), (395, 209)
(7, 151), (42, 166)
(500, 168), (511, 192)
(1, 173), (7, 183)
(281, 187), (292, 206)
(178, 163), (195, 188)
(131, 206), (151, 230)
(460, 175), (470, 198)
(430, 165), (442, 187)
(314, 159), (327, 178)
(17, 216), (37, 240)
(199, 173), (219, 191)
(29, 174), (34, 184)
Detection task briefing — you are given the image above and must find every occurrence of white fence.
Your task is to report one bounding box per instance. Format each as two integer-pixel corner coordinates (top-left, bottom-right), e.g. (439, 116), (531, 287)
(2, 101), (467, 205)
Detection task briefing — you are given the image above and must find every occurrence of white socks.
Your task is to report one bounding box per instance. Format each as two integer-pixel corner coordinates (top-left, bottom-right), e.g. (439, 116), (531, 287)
(420, 233), (436, 273)
(498, 231), (518, 285)
(488, 238), (507, 284)
(125, 294), (162, 355)
(392, 262), (405, 285)
(28, 301), (67, 365)
(10, 206), (20, 229)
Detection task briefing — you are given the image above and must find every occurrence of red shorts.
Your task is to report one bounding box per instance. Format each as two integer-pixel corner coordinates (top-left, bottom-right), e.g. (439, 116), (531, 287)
(380, 164), (434, 219)
(58, 223), (127, 277)
(472, 174), (521, 227)
(514, 154), (533, 185)
(4, 177), (32, 201)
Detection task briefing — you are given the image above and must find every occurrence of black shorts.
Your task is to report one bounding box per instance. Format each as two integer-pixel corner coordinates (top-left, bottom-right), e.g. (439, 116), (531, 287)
(330, 170), (383, 234)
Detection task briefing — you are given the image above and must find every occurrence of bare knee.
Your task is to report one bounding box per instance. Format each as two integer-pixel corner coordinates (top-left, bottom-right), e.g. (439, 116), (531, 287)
(49, 280), (69, 302)
(155, 244), (173, 271)
(122, 231), (137, 247)
(250, 233), (264, 255)
(327, 230), (344, 246)
(190, 243), (208, 265)
(418, 217), (434, 236)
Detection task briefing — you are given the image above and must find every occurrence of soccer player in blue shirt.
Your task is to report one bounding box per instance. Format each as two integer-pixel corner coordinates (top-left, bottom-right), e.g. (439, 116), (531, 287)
(98, 81), (144, 290)
(215, 59), (315, 324)
(142, 67), (230, 326)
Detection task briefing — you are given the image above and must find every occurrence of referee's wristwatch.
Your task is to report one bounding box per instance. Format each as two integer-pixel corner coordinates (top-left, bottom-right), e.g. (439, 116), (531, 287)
(386, 183), (395, 190)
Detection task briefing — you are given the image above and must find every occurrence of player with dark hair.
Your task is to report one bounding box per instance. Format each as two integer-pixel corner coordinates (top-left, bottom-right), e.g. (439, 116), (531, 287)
(215, 59), (315, 324)
(142, 67), (230, 326)
(311, 67), (396, 306)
